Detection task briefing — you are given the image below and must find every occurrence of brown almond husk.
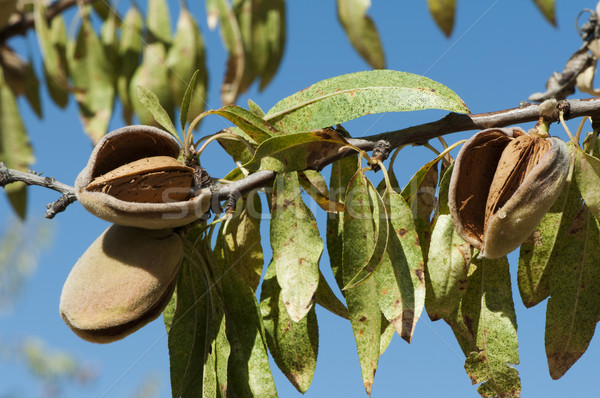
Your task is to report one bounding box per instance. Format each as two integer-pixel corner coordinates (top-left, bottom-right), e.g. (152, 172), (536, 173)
(59, 225), (182, 343)
(449, 127), (570, 258)
(75, 125), (211, 229)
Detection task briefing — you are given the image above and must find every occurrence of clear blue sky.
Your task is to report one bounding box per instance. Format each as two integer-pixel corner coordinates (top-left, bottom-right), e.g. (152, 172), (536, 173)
(1, 0), (599, 397)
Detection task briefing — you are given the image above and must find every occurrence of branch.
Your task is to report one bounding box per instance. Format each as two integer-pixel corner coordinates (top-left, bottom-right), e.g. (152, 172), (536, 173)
(0, 0), (97, 43)
(3, 98), (600, 217)
(0, 162), (76, 219)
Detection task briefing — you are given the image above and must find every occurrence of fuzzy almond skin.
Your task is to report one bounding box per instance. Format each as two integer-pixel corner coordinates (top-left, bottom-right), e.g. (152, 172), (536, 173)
(75, 125), (211, 229)
(482, 137), (570, 258)
(59, 225), (183, 343)
(449, 127), (525, 250)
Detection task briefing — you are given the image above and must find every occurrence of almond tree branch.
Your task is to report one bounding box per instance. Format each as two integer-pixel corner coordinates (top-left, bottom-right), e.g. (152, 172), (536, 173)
(0, 0), (98, 43)
(3, 98), (600, 216)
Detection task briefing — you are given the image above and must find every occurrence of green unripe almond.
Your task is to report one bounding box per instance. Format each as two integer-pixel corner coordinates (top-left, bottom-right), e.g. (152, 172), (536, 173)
(59, 224), (183, 343)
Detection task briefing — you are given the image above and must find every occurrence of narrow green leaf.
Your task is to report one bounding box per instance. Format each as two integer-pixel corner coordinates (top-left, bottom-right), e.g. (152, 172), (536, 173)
(214, 191), (264, 291)
(215, 0), (245, 104)
(147, 0), (171, 44)
(271, 172), (322, 321)
(327, 155), (358, 288)
(0, 67), (34, 219)
(24, 60), (42, 118)
(344, 180), (388, 290)
(265, 70), (469, 133)
(67, 14), (115, 143)
(117, 6), (143, 124)
(545, 200), (600, 379)
(337, 0), (385, 69)
(260, 262), (318, 393)
(342, 168), (382, 396)
(575, 148), (600, 223)
(379, 316), (395, 355)
(257, 0), (286, 90)
(205, 105), (281, 143)
(462, 257), (521, 398)
(427, 0), (456, 37)
(180, 70), (200, 132)
(166, 261), (210, 397)
(425, 214), (470, 321)
(136, 85), (178, 138)
(299, 170), (345, 213)
(218, 127), (257, 164)
(221, 260), (278, 397)
(532, 0), (556, 26)
(518, 147), (578, 307)
(374, 188), (425, 342)
(245, 128), (349, 172)
(315, 271), (349, 319)
(100, 8), (119, 68)
(248, 99), (266, 117)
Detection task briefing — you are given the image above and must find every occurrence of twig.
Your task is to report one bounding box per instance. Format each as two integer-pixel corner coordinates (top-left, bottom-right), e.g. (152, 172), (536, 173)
(0, 162), (76, 219)
(4, 97), (600, 216)
(0, 0), (98, 43)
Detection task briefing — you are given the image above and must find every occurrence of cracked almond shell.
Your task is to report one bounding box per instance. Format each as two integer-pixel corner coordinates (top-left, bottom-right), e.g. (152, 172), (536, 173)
(75, 125), (211, 229)
(59, 224), (182, 343)
(449, 127), (570, 259)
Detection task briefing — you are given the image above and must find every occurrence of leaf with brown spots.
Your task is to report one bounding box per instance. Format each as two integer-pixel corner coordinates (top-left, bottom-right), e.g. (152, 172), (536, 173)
(245, 128), (350, 172)
(518, 145), (578, 308)
(260, 261), (318, 393)
(271, 172), (323, 322)
(462, 257), (521, 398)
(342, 168), (382, 396)
(374, 188), (425, 342)
(545, 196), (600, 379)
(299, 170), (345, 213)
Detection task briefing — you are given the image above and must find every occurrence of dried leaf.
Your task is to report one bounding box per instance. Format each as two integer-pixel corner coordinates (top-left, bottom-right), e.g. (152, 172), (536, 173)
(260, 262), (318, 393)
(337, 0), (385, 68)
(271, 172), (322, 321)
(265, 70), (469, 133)
(427, 0), (456, 37)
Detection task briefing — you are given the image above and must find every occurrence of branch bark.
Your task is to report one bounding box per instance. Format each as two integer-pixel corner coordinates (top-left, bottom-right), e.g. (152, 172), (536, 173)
(2, 97), (599, 216)
(0, 0), (98, 43)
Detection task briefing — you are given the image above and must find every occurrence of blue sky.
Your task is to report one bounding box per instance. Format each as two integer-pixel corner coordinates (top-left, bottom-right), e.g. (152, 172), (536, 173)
(2, 0), (600, 397)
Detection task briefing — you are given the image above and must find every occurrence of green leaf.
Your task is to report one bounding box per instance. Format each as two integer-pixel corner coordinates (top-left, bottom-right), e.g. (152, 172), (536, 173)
(299, 170), (345, 212)
(327, 154), (358, 288)
(100, 8), (119, 69)
(248, 99), (266, 117)
(180, 70), (200, 132)
(343, 178), (388, 290)
(518, 147), (578, 308)
(218, 127), (257, 164)
(532, 0), (556, 26)
(147, 0), (172, 44)
(265, 70), (469, 133)
(67, 13), (115, 143)
(342, 168), (382, 396)
(260, 261), (318, 393)
(0, 67), (34, 219)
(314, 271), (349, 319)
(271, 172), (322, 321)
(575, 148), (600, 224)
(215, 0), (245, 104)
(545, 201), (600, 379)
(166, 260), (210, 397)
(379, 316), (395, 355)
(214, 191), (264, 291)
(44, 15), (69, 109)
(24, 60), (42, 118)
(374, 188), (425, 342)
(205, 105), (281, 143)
(425, 214), (470, 321)
(136, 85), (178, 138)
(256, 0), (286, 90)
(337, 0), (385, 69)
(221, 259), (278, 397)
(462, 257), (521, 398)
(117, 6), (143, 124)
(427, 0), (456, 37)
(245, 128), (349, 172)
